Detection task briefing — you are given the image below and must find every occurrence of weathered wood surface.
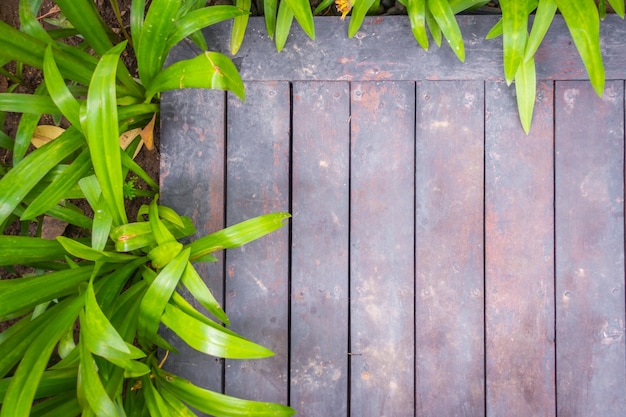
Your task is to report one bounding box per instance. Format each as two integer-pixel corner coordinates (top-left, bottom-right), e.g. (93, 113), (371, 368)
(161, 16), (626, 417)
(415, 80), (484, 416)
(555, 81), (626, 416)
(485, 81), (555, 416)
(291, 81), (350, 416)
(349, 81), (415, 416)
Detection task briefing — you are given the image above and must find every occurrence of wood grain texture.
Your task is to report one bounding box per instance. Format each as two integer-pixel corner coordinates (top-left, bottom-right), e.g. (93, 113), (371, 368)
(167, 16), (626, 82)
(290, 81), (350, 416)
(159, 89), (226, 394)
(350, 81), (415, 417)
(414, 81), (485, 416)
(224, 82), (291, 403)
(555, 81), (626, 417)
(485, 81), (556, 416)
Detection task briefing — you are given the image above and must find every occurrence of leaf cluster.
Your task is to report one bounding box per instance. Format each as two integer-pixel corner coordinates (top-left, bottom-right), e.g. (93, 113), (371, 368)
(0, 0), (293, 416)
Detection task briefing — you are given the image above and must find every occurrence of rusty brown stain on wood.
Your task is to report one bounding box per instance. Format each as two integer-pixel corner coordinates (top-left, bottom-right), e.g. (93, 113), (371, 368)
(350, 81), (415, 416)
(485, 81), (556, 416)
(556, 80), (626, 416)
(415, 80), (485, 416)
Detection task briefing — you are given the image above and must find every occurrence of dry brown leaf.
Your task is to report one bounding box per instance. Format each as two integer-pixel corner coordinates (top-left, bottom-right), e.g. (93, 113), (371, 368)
(140, 113), (157, 151)
(32, 125), (65, 148)
(119, 128), (143, 159)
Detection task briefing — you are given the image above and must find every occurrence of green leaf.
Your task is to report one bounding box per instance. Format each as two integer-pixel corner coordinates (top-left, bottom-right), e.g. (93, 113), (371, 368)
(231, 0), (252, 55)
(607, 0), (625, 18)
(0, 368), (77, 402)
(78, 339), (117, 417)
(555, 0), (605, 96)
(167, 6), (246, 53)
(0, 235), (67, 266)
(408, 0), (429, 50)
(284, 0), (315, 40)
(500, 0), (530, 84)
(84, 42), (128, 226)
(1, 295), (84, 417)
(486, 18), (503, 39)
(137, 0), (182, 88)
(275, 0), (295, 52)
(54, 0), (113, 56)
(22, 148), (92, 221)
(188, 212), (290, 261)
(425, 5), (442, 46)
(111, 221), (156, 252)
(428, 0), (465, 62)
(146, 52), (245, 101)
(78, 175), (114, 250)
(265, 0), (279, 39)
(181, 262), (229, 325)
(57, 236), (138, 263)
(83, 281), (132, 356)
(0, 93), (59, 114)
(524, 0), (557, 62)
(515, 53), (537, 134)
(149, 196), (176, 245)
(0, 265), (93, 319)
(43, 45), (82, 129)
(130, 0), (146, 48)
(162, 303), (272, 358)
(148, 241), (184, 269)
(143, 376), (174, 416)
(348, 0), (377, 38)
(138, 249), (190, 346)
(0, 126), (84, 226)
(157, 369), (296, 416)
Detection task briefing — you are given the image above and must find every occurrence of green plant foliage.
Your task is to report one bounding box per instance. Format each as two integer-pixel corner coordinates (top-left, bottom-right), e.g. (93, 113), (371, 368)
(0, 1), (294, 415)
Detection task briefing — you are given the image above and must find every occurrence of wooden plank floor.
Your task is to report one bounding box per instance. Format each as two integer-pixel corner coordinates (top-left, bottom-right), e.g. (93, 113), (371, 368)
(161, 16), (626, 417)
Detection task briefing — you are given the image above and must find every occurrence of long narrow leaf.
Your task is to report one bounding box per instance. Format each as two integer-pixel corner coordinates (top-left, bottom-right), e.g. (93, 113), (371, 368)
(78, 339), (117, 417)
(187, 213), (290, 261)
(265, 0), (279, 39)
(0, 295), (84, 417)
(0, 93), (58, 114)
(231, 0), (252, 55)
(284, 0), (315, 40)
(181, 262), (229, 325)
(137, 0), (182, 88)
(156, 368), (296, 417)
(22, 148), (92, 220)
(0, 265), (93, 318)
(607, 0), (625, 17)
(138, 249), (190, 346)
(12, 93), (44, 164)
(162, 303), (272, 359)
(84, 42), (128, 226)
(0, 126), (84, 226)
(167, 6), (246, 53)
(275, 0), (295, 52)
(408, 0), (429, 50)
(146, 52), (245, 101)
(428, 0), (465, 62)
(523, 0), (556, 62)
(515, 52), (537, 134)
(0, 235), (67, 266)
(555, 0), (605, 95)
(348, 0), (377, 38)
(43, 45), (82, 128)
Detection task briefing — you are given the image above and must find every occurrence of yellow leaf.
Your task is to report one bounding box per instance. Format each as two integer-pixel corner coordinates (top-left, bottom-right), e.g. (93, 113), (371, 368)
(140, 113), (157, 151)
(31, 125), (65, 148)
(119, 128), (143, 159)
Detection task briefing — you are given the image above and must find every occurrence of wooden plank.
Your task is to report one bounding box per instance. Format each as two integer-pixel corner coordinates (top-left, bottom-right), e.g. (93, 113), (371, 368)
(350, 81), (415, 416)
(224, 82), (291, 404)
(555, 80), (626, 416)
(159, 89), (226, 393)
(485, 81), (555, 416)
(414, 81), (485, 415)
(166, 16), (626, 82)
(290, 81), (350, 416)
(225, 82), (290, 404)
